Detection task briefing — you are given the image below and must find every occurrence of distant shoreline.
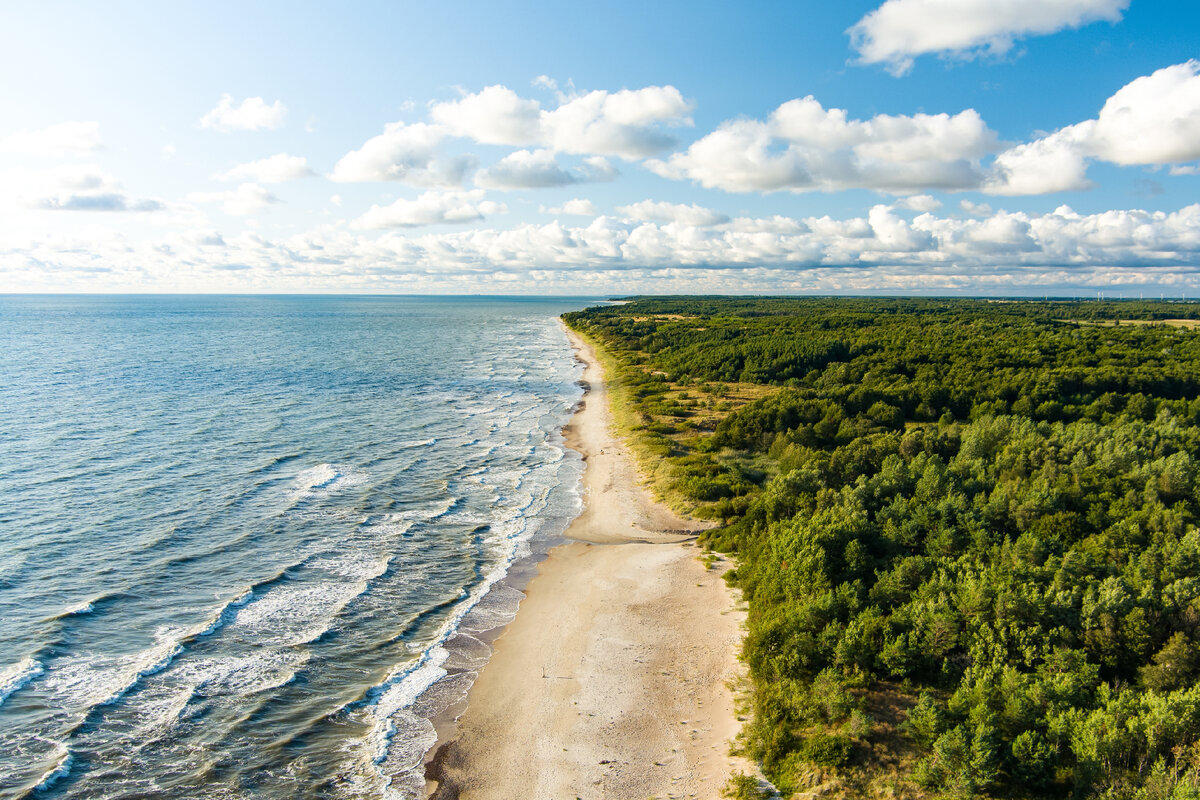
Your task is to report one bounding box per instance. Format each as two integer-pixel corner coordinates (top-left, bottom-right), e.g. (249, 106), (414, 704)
(423, 322), (749, 798)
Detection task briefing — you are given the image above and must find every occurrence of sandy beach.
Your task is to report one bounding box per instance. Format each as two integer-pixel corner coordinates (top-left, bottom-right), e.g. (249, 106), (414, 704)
(425, 326), (749, 799)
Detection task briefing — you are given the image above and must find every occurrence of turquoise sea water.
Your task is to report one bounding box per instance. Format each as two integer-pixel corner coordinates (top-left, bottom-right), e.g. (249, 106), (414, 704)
(0, 295), (592, 799)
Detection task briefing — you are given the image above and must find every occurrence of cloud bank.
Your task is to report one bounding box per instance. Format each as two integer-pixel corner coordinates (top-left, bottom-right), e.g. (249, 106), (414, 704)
(8, 201), (1200, 294)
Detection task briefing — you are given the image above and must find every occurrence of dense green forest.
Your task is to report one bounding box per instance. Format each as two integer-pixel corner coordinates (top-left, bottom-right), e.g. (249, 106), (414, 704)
(562, 298), (1200, 799)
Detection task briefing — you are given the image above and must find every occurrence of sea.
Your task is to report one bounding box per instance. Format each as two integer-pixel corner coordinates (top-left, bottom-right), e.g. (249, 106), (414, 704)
(0, 295), (597, 799)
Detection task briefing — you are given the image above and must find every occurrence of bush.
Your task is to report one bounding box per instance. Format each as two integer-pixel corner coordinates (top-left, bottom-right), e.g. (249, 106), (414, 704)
(722, 772), (773, 800)
(798, 733), (853, 768)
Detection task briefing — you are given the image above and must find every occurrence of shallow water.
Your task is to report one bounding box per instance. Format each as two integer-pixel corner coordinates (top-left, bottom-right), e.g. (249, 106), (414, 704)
(0, 295), (593, 799)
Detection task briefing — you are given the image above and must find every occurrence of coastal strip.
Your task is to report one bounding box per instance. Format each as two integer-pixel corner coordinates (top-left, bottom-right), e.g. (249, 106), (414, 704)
(425, 324), (750, 799)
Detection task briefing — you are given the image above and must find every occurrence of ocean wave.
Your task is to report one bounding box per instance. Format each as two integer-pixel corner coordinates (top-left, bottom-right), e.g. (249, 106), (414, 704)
(232, 551), (390, 646)
(188, 587), (255, 639)
(32, 741), (73, 792)
(247, 450), (304, 476)
(0, 656), (44, 708)
(63, 600), (94, 617)
(39, 628), (186, 713)
(194, 649), (313, 697)
(356, 504), (543, 791)
(288, 463), (368, 500)
(44, 590), (136, 623)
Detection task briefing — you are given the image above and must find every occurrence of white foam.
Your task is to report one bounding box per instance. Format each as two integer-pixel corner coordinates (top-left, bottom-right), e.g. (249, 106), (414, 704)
(373, 646), (450, 726)
(0, 656), (43, 707)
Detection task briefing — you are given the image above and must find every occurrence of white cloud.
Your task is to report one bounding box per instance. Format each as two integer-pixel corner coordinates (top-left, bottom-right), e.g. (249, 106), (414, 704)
(985, 126), (1094, 195)
(0, 121), (103, 157)
(532, 75), (558, 91)
(543, 198), (599, 216)
(329, 121), (473, 186)
(2, 165), (163, 212)
(352, 189), (506, 229)
(475, 149), (618, 189)
(189, 183), (279, 215)
(37, 193), (163, 212)
(617, 200), (730, 227)
(430, 84), (692, 159)
(986, 61), (1200, 194)
(200, 94), (288, 131)
(431, 86), (542, 146)
(215, 153), (314, 183)
(1087, 60), (1200, 165)
(476, 149), (579, 189)
(894, 194), (942, 212)
(648, 96), (996, 193)
(849, 0), (1129, 75)
(651, 63), (1200, 198)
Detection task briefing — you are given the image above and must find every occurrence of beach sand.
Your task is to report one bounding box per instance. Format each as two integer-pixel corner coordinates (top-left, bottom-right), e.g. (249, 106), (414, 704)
(425, 326), (749, 799)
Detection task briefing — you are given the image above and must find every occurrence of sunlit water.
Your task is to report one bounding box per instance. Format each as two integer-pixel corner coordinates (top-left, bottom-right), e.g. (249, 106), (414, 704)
(0, 295), (593, 799)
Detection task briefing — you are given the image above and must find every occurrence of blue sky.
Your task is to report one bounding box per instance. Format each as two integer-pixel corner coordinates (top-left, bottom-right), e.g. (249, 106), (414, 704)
(2, 0), (1199, 294)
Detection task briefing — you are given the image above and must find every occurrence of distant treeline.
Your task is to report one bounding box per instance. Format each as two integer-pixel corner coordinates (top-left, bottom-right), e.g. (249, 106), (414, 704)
(564, 298), (1200, 799)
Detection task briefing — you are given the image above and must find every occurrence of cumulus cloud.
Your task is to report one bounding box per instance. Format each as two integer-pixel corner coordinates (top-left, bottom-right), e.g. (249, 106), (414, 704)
(987, 61), (1200, 194)
(352, 189), (506, 229)
(648, 96), (996, 193)
(985, 127), (1094, 195)
(38, 193), (163, 212)
(3, 165), (163, 212)
(475, 149), (617, 189)
(1086, 61), (1200, 165)
(894, 194), (942, 212)
(650, 63), (1200, 198)
(617, 200), (730, 227)
(475, 149), (577, 189)
(0, 121), (103, 157)
(543, 198), (599, 216)
(430, 84), (692, 159)
(329, 121), (473, 186)
(215, 153), (314, 183)
(849, 0), (1129, 75)
(201, 95), (287, 131)
(189, 183), (279, 215)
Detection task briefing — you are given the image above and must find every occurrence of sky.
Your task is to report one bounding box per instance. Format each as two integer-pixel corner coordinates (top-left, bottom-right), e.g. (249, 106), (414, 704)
(2, 0), (1199, 295)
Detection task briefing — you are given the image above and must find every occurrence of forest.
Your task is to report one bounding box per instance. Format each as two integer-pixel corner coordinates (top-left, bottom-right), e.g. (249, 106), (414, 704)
(562, 297), (1200, 799)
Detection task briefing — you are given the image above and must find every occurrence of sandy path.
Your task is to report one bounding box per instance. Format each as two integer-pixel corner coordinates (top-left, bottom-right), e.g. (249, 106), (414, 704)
(425, 326), (748, 799)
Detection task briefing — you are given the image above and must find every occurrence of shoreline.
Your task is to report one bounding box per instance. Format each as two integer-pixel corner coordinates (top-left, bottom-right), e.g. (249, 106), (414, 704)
(423, 324), (750, 798)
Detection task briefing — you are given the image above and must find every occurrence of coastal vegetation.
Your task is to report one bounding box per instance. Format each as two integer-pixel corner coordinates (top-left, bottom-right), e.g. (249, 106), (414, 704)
(562, 297), (1200, 799)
